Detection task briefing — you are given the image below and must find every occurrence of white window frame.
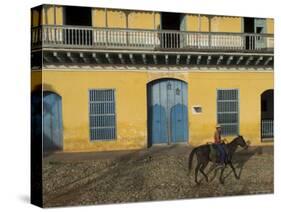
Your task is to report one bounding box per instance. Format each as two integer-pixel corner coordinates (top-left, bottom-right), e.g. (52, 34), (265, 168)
(89, 89), (117, 141)
(216, 88), (239, 136)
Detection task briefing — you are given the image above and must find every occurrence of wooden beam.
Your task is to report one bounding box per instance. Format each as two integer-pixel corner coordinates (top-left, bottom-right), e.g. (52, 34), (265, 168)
(79, 53), (87, 63)
(186, 55), (191, 65)
(53, 52), (64, 63)
(196, 55), (202, 65)
(264, 57), (273, 66)
(129, 54), (135, 64)
(165, 55), (169, 65)
(43, 54), (51, 63)
(255, 56), (263, 65)
(207, 55), (212, 65)
(66, 52), (76, 63)
(118, 54), (125, 64)
(176, 55), (181, 65)
(226, 56), (233, 65)
(142, 54), (147, 64)
(106, 53), (114, 64)
(245, 56), (253, 65)
(236, 56), (243, 65)
(153, 55), (157, 65)
(217, 56), (223, 65)
(92, 53), (101, 64)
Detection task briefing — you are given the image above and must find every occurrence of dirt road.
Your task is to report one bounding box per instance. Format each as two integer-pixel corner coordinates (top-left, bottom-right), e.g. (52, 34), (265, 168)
(42, 145), (273, 207)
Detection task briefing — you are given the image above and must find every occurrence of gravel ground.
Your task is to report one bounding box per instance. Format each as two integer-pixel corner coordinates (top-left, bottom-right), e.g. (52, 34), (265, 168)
(42, 145), (273, 207)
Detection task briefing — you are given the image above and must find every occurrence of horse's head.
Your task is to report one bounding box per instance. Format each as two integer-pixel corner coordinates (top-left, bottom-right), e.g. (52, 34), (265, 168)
(236, 135), (249, 149)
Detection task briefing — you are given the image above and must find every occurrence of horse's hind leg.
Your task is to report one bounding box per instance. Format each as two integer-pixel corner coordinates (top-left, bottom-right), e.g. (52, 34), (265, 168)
(195, 163), (201, 185)
(199, 161), (209, 182)
(219, 167), (225, 184)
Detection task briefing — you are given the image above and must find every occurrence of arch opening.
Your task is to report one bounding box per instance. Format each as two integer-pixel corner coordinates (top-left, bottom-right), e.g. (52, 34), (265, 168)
(261, 89), (274, 140)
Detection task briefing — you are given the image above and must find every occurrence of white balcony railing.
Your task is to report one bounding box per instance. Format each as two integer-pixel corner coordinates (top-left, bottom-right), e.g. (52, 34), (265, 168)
(31, 25), (274, 52)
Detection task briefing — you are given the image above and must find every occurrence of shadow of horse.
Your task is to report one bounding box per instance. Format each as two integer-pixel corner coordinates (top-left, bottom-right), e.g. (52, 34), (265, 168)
(205, 147), (259, 183)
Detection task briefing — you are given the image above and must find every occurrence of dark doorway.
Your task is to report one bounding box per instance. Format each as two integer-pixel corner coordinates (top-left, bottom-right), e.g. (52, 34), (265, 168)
(64, 6), (92, 26)
(64, 6), (92, 46)
(160, 12), (182, 48)
(244, 18), (255, 33)
(261, 89), (274, 140)
(244, 17), (255, 50)
(161, 12), (181, 30)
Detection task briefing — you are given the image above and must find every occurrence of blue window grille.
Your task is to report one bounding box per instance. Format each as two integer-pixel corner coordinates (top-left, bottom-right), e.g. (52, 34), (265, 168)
(89, 89), (116, 141)
(217, 89), (239, 136)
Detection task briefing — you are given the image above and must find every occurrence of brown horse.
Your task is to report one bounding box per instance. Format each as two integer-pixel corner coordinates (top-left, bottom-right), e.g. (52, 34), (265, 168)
(188, 135), (248, 184)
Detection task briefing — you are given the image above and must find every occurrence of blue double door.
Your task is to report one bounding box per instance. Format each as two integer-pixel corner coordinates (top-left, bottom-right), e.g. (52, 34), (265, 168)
(42, 92), (63, 152)
(148, 79), (188, 145)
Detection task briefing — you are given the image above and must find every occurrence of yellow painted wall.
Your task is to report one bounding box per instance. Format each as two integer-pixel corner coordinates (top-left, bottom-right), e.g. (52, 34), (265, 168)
(93, 8), (106, 27)
(107, 9), (126, 28)
(31, 71), (42, 91)
(267, 18), (274, 33)
(32, 5), (63, 26)
(92, 9), (159, 29)
(128, 11), (155, 29)
(210, 16), (242, 32)
(155, 13), (161, 29)
(185, 72), (273, 146)
(42, 70), (148, 152)
(42, 69), (273, 152)
(31, 8), (41, 27)
(55, 6), (63, 25)
(187, 15), (242, 32)
(186, 15), (209, 32)
(36, 5), (273, 35)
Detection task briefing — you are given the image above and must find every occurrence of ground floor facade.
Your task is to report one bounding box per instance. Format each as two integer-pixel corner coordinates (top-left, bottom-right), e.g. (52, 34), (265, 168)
(31, 68), (274, 152)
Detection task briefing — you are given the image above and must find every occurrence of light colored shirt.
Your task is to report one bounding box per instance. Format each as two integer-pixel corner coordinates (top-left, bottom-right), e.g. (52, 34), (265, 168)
(214, 130), (221, 144)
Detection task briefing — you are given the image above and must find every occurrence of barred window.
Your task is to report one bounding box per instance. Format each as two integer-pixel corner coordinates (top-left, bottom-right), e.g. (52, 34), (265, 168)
(217, 89), (239, 136)
(89, 89), (116, 141)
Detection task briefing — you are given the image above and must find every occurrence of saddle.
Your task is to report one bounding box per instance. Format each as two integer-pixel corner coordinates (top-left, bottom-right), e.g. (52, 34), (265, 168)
(208, 143), (229, 163)
(209, 144), (219, 162)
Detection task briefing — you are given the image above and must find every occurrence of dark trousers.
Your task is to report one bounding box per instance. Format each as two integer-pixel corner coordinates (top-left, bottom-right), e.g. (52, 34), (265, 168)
(215, 143), (226, 164)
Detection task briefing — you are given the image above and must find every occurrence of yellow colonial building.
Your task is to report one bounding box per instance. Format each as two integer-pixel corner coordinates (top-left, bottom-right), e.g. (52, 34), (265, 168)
(31, 4), (274, 152)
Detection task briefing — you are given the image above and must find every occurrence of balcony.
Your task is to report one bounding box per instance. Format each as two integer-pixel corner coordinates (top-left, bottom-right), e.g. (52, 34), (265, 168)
(31, 25), (274, 67)
(32, 25), (274, 51)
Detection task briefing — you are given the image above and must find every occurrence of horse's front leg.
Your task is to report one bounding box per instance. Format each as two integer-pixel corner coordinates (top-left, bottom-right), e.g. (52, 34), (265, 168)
(219, 167), (225, 184)
(229, 161), (239, 179)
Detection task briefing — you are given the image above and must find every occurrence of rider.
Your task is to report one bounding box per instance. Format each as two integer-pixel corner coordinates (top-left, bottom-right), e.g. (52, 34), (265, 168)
(214, 124), (227, 166)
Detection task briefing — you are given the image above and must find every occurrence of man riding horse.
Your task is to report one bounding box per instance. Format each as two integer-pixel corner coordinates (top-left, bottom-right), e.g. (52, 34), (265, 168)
(188, 133), (249, 184)
(214, 124), (227, 167)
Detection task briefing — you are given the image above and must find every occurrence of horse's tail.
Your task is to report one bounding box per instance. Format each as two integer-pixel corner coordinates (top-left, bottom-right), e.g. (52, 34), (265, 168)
(188, 147), (197, 171)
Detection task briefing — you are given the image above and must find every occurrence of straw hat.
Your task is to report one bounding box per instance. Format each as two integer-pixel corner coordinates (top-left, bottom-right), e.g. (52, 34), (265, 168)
(216, 124), (221, 128)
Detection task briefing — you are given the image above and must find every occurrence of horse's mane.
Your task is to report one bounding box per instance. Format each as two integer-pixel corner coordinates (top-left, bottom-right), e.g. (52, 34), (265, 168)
(228, 135), (242, 145)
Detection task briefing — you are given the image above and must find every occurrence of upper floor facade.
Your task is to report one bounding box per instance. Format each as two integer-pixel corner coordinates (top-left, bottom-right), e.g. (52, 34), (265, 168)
(31, 4), (274, 68)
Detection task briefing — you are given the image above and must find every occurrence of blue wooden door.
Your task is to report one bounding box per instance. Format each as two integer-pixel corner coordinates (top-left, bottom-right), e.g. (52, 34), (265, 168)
(43, 92), (63, 151)
(148, 79), (188, 145)
(170, 80), (188, 143)
(150, 80), (168, 144)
